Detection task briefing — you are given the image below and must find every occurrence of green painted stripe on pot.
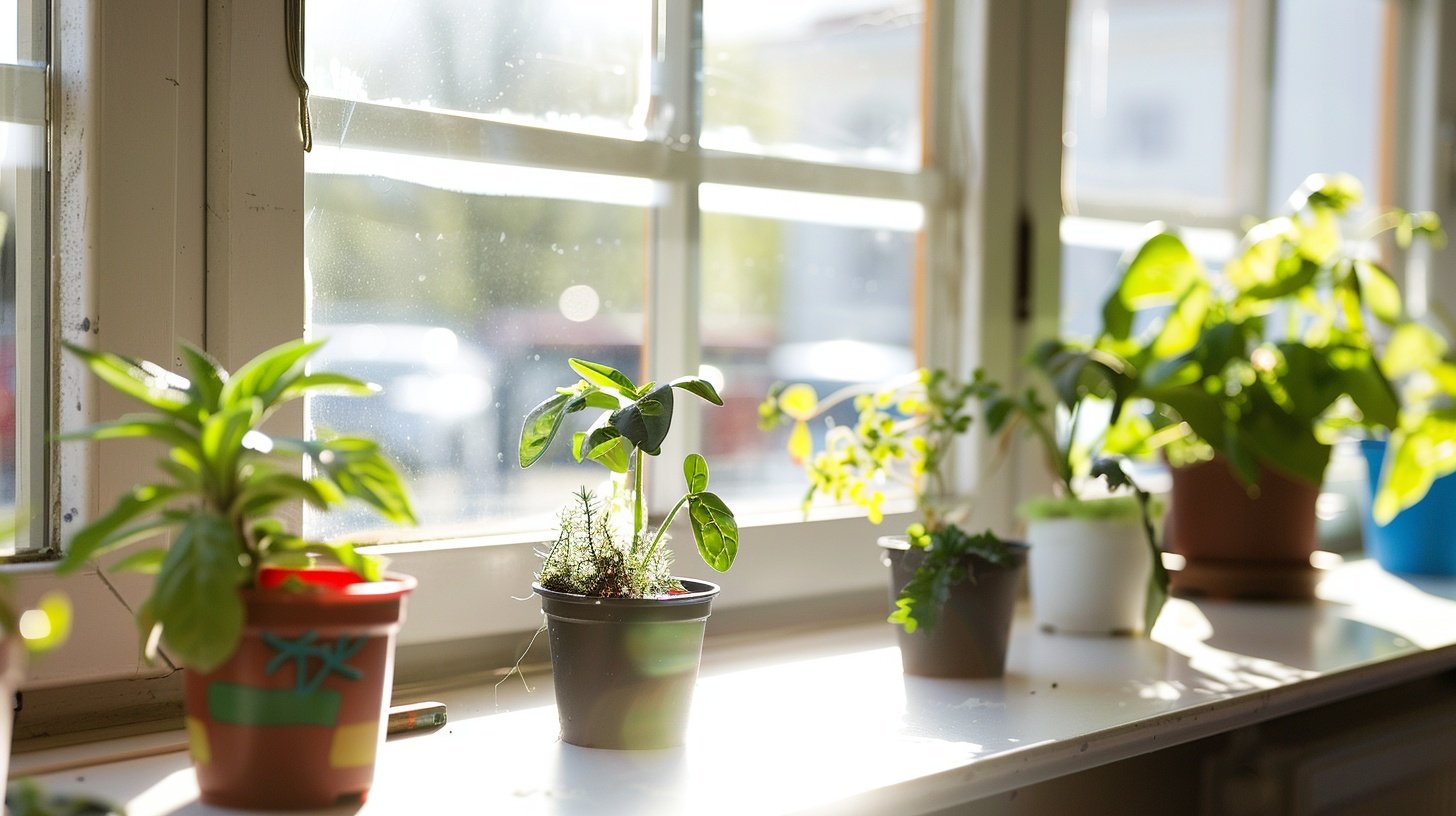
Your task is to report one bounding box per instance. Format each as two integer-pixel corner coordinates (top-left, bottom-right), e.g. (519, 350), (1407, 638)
(207, 681), (341, 727)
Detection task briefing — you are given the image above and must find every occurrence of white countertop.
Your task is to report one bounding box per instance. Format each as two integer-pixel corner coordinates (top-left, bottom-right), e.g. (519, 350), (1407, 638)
(16, 559), (1456, 815)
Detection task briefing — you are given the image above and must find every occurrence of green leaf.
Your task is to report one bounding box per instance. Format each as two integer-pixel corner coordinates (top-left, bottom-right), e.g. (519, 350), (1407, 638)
(612, 383), (675, 455)
(151, 512), (249, 672)
(519, 392), (574, 468)
(278, 372), (379, 402)
(1103, 230), (1204, 341)
(584, 427), (631, 473)
(669, 376), (724, 405)
(179, 341), (226, 413)
(1382, 322), (1447, 379)
(65, 342), (195, 420)
(235, 471), (341, 516)
(683, 452), (709, 494)
(687, 491), (738, 572)
(1353, 260), (1403, 324)
(568, 358), (638, 394)
(199, 398), (263, 496)
(258, 534), (383, 583)
(217, 337), (324, 412)
(59, 484), (184, 573)
(57, 414), (200, 454)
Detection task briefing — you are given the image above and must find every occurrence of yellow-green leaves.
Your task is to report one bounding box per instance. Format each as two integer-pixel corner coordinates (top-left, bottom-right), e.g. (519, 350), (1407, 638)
(1104, 229), (1205, 343)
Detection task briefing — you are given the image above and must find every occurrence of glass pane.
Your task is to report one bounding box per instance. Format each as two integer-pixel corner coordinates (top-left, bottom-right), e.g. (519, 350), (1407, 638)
(1266, 0), (1390, 213)
(306, 0), (651, 139)
(700, 188), (920, 513)
(1064, 0), (1239, 212)
(702, 0), (924, 171)
(304, 159), (647, 541)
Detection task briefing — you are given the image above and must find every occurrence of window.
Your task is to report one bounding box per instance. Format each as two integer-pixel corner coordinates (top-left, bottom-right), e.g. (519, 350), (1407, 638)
(302, 0), (939, 542)
(1060, 0), (1399, 341)
(0, 0), (47, 558)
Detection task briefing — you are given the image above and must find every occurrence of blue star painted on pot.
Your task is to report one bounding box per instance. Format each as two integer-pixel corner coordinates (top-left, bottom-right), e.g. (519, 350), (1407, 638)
(262, 631), (368, 695)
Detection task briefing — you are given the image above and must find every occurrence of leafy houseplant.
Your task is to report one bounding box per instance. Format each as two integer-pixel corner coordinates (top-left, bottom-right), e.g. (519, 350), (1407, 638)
(518, 358), (739, 748)
(760, 369), (1027, 678)
(995, 340), (1168, 636)
(58, 338), (418, 809)
(1095, 174), (1440, 597)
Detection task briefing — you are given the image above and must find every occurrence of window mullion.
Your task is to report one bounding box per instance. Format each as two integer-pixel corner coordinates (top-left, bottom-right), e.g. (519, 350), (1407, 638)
(646, 0), (701, 515)
(1234, 0), (1276, 216)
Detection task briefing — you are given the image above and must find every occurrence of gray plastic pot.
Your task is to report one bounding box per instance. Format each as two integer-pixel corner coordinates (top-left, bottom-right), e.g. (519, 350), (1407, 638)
(880, 535), (1028, 678)
(533, 579), (719, 749)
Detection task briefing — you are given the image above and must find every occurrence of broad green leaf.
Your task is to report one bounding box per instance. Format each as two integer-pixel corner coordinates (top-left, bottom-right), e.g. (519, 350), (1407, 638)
(568, 358), (637, 394)
(778, 384), (819, 420)
(1374, 429), (1432, 524)
(1151, 284), (1210, 358)
(1382, 322), (1447, 379)
(1239, 255), (1318, 301)
(669, 376), (724, 405)
(683, 453), (709, 494)
(199, 398), (262, 496)
(311, 443), (417, 525)
(585, 429), (631, 473)
(179, 341), (226, 413)
(58, 414), (200, 454)
(151, 512), (249, 672)
(519, 392), (573, 468)
(582, 389), (623, 410)
(65, 342), (194, 419)
(1327, 347), (1399, 428)
(278, 372), (379, 402)
(258, 534), (383, 582)
(1103, 230), (1204, 341)
(59, 484), (184, 573)
(235, 472), (341, 516)
(1353, 260), (1403, 324)
(110, 547), (167, 574)
(612, 384), (675, 455)
(217, 337), (324, 412)
(1294, 172), (1363, 213)
(687, 491), (738, 572)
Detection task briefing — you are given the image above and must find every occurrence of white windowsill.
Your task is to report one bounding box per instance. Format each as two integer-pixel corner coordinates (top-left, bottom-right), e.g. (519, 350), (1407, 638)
(13, 559), (1456, 815)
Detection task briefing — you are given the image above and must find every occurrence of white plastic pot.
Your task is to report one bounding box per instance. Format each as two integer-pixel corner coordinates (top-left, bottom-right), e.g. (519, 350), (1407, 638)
(1026, 516), (1151, 636)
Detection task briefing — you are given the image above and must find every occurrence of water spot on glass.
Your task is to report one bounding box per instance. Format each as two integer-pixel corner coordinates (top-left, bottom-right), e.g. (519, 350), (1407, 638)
(436, 233), (445, 241)
(417, 274), (426, 282)
(532, 354), (540, 361)
(497, 452), (505, 463)
(505, 61), (514, 68)
(413, 232), (421, 241)
(500, 233), (507, 243)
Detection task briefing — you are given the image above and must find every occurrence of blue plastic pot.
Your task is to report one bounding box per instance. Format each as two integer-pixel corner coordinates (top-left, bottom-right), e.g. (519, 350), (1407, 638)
(1360, 438), (1456, 576)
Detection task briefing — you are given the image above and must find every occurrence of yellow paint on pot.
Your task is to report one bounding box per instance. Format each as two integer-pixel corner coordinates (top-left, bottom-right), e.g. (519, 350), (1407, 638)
(329, 721), (379, 768)
(185, 717), (210, 765)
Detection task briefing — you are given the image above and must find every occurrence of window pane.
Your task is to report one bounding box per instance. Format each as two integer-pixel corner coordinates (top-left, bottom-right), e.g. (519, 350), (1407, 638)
(700, 187), (920, 512)
(1266, 0), (1390, 212)
(702, 0), (924, 171)
(304, 159), (647, 541)
(1064, 0), (1239, 213)
(306, 0), (651, 139)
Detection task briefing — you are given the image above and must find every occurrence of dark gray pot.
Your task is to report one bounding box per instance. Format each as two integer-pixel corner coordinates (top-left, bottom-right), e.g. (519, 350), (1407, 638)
(533, 579), (719, 749)
(880, 535), (1028, 678)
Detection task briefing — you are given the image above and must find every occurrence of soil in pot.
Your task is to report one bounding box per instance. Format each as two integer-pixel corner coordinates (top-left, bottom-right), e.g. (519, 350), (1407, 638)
(534, 579), (718, 750)
(879, 536), (1028, 678)
(1165, 457), (1319, 600)
(184, 569), (415, 810)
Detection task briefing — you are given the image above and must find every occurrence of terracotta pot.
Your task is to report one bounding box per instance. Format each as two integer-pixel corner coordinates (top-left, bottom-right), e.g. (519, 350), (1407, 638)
(534, 579), (718, 750)
(879, 535), (1028, 678)
(1026, 515), (1151, 636)
(183, 570), (415, 810)
(1166, 457), (1319, 599)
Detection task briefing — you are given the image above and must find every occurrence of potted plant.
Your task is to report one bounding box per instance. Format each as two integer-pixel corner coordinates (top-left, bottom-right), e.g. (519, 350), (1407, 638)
(759, 368), (1027, 678)
(517, 358), (739, 749)
(999, 340), (1168, 637)
(1096, 174), (1438, 598)
(57, 338), (417, 809)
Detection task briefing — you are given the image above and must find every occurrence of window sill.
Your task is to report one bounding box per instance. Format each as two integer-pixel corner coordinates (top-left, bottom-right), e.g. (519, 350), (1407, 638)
(13, 559), (1456, 814)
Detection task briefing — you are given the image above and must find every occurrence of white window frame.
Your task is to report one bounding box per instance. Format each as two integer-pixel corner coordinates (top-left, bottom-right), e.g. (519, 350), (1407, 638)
(23, 0), (1078, 709)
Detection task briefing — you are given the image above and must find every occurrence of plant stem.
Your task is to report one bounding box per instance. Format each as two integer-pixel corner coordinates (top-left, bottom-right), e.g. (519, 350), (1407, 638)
(640, 493), (690, 568)
(632, 447), (645, 550)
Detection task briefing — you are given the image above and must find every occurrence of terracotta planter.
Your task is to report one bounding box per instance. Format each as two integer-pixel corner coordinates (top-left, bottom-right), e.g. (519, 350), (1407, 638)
(879, 535), (1028, 678)
(1166, 457), (1319, 599)
(534, 579), (718, 749)
(183, 570), (415, 810)
(1026, 515), (1151, 636)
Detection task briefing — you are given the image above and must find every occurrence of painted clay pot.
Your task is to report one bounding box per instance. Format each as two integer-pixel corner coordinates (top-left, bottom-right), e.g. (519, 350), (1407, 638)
(879, 535), (1028, 678)
(1360, 439), (1456, 576)
(1165, 457), (1319, 599)
(1026, 515), (1151, 636)
(534, 579), (718, 749)
(183, 569), (415, 809)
